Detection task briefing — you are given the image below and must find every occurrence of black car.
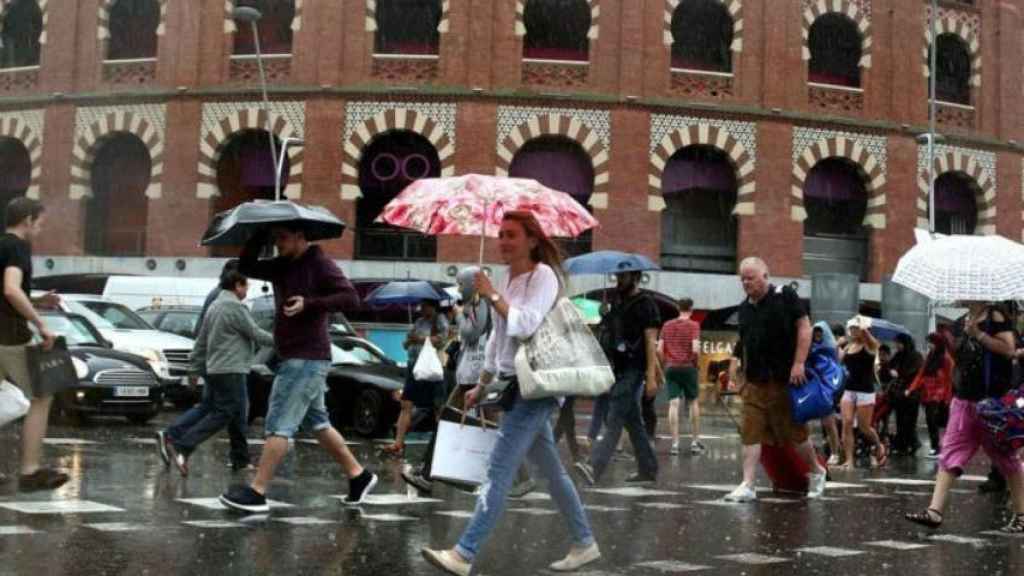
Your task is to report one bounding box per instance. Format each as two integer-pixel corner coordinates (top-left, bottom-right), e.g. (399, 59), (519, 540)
(137, 305), (202, 339)
(41, 312), (164, 425)
(247, 336), (404, 437)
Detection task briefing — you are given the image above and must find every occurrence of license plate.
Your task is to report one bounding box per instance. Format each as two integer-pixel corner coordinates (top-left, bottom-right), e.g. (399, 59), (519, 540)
(114, 387), (149, 398)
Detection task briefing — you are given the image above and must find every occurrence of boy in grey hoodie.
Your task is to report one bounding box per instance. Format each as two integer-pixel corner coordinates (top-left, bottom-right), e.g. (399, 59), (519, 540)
(157, 270), (274, 475)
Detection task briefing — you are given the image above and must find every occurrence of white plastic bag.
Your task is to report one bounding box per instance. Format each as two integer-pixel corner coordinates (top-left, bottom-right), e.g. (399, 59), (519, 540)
(0, 380), (30, 429)
(413, 338), (445, 382)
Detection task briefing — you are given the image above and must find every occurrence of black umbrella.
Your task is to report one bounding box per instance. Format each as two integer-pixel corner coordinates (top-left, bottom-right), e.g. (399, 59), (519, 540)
(200, 200), (347, 246)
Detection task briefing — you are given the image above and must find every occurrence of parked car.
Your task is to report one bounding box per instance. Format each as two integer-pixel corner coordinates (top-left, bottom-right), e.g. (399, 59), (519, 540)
(137, 305), (203, 339)
(39, 311), (164, 425)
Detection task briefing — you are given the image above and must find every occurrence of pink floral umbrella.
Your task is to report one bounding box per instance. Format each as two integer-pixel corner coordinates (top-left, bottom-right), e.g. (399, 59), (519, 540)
(376, 174), (599, 263)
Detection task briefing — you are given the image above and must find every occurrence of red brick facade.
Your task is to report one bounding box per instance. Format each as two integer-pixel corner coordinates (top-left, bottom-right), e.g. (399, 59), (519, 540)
(0, 0), (1020, 282)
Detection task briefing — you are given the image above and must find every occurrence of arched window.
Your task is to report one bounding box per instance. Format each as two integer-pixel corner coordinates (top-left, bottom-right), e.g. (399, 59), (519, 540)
(931, 33), (971, 105)
(660, 146), (737, 273)
(107, 0), (160, 60)
(934, 172), (977, 235)
(670, 0), (733, 73)
(86, 134), (153, 256)
(0, 138), (30, 229)
(808, 13), (862, 87)
(0, 0), (43, 69)
(233, 0), (294, 56)
(523, 0), (590, 62)
(356, 131), (439, 261)
(803, 157), (869, 278)
(509, 136), (594, 256)
(375, 0), (441, 55)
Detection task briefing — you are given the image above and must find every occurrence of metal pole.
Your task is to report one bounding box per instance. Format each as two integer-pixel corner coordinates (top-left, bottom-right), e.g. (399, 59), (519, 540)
(927, 0), (938, 233)
(248, 20), (279, 202)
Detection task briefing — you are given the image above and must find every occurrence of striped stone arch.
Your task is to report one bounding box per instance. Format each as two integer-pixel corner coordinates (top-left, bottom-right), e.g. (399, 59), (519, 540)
(70, 112), (163, 200)
(224, 0), (303, 34)
(791, 136), (887, 228)
(663, 0), (743, 52)
(366, 0), (451, 33)
(648, 124), (755, 216)
(517, 0), (600, 39)
(922, 17), (981, 88)
(97, 0), (168, 43)
(0, 117), (42, 199)
(916, 151), (995, 235)
(801, 1), (872, 69)
(496, 114), (609, 209)
(340, 109), (455, 200)
(0, 0), (49, 44)
(197, 108), (303, 200)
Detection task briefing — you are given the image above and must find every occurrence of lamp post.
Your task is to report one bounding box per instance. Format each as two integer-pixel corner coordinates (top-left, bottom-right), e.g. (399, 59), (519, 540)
(231, 6), (279, 200)
(926, 0), (938, 233)
(275, 137), (304, 201)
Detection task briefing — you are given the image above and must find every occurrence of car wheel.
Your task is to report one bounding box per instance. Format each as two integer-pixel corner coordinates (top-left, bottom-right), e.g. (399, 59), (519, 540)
(127, 413), (156, 426)
(352, 388), (385, 437)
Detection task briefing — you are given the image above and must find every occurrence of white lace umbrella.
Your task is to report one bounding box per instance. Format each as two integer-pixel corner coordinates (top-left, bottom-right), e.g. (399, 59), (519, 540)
(892, 233), (1024, 302)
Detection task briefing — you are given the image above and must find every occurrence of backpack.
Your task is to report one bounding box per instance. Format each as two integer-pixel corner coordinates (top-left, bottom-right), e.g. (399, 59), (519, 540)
(596, 292), (648, 365)
(789, 342), (847, 423)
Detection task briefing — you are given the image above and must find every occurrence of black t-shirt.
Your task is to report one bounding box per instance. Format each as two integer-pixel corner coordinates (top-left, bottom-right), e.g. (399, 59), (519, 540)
(734, 285), (807, 383)
(605, 291), (661, 372)
(0, 233), (32, 346)
(843, 348), (877, 393)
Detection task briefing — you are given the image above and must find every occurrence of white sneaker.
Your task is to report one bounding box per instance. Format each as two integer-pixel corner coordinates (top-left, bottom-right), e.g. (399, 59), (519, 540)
(670, 441), (680, 455)
(723, 483), (757, 503)
(826, 454), (840, 466)
(550, 543), (602, 572)
(421, 548), (471, 576)
(807, 472), (827, 499)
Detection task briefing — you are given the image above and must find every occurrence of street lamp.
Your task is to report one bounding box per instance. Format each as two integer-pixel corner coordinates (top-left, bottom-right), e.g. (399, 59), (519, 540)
(231, 5), (279, 201)
(275, 137), (304, 201)
(925, 0), (938, 233)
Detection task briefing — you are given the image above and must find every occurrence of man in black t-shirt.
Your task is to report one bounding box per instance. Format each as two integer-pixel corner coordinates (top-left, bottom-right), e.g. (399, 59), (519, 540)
(724, 257), (827, 502)
(576, 271), (661, 485)
(0, 198), (66, 491)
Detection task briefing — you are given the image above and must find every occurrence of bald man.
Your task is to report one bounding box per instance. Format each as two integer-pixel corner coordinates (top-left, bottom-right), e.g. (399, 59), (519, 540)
(725, 257), (827, 502)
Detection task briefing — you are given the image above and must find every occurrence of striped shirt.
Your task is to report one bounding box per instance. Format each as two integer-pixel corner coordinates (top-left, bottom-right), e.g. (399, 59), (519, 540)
(661, 316), (700, 368)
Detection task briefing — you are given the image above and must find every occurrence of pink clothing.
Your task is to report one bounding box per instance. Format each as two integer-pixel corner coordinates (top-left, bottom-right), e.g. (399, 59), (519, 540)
(939, 397), (1024, 478)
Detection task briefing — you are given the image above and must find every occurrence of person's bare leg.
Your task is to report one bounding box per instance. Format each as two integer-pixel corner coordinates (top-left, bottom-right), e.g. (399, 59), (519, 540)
(840, 400), (856, 468)
(251, 436), (291, 495)
(390, 401), (413, 449)
(20, 396), (53, 475)
(690, 399), (702, 440)
(315, 427), (363, 478)
(823, 415), (841, 459)
(741, 444), (761, 486)
(668, 398), (681, 446)
(856, 405), (886, 464)
(928, 469), (956, 514)
(795, 439), (827, 475)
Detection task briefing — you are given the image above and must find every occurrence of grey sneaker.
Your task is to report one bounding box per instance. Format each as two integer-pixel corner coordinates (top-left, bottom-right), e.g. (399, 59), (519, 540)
(574, 462), (596, 487)
(509, 478), (536, 498)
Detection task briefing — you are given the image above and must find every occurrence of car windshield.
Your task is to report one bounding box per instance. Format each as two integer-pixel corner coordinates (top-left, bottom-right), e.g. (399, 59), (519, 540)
(64, 300), (116, 330)
(76, 300), (153, 330)
(330, 341), (387, 366)
(39, 315), (102, 346)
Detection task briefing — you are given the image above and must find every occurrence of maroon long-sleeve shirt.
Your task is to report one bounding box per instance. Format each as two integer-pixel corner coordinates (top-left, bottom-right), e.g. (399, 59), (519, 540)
(240, 241), (360, 361)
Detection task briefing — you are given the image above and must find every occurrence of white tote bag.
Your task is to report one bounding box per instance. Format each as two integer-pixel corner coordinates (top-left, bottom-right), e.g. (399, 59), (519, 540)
(412, 338), (445, 382)
(515, 297), (615, 400)
(430, 417), (499, 486)
(0, 380), (30, 429)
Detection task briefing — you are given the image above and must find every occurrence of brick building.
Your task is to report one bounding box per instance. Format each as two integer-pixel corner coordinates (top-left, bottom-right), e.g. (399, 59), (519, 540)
(0, 0), (1021, 307)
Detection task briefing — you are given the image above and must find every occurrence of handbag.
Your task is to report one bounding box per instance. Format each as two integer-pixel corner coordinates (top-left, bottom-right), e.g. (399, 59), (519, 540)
(514, 297), (615, 400)
(429, 406), (499, 486)
(0, 380), (30, 428)
(977, 386), (1024, 453)
(789, 344), (846, 423)
(27, 338), (78, 397)
(412, 338), (445, 382)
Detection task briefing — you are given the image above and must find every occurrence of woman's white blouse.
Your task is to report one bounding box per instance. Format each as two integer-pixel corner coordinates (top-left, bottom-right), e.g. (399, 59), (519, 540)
(482, 263), (560, 378)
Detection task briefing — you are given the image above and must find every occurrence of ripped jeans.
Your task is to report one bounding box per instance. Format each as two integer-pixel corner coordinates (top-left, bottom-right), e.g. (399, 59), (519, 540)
(455, 392), (595, 562)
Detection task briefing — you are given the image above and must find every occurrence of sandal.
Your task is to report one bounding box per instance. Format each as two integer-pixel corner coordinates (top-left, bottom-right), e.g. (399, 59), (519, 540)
(905, 508), (943, 529)
(1001, 513), (1024, 534)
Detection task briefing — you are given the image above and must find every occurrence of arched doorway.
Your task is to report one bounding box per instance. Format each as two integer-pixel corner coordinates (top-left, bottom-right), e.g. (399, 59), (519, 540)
(934, 172), (978, 235)
(86, 133), (153, 256)
(670, 0), (733, 73)
(0, 0), (42, 69)
(509, 135), (594, 256)
(932, 33), (971, 105)
(374, 0), (441, 55)
(233, 0), (295, 55)
(660, 145), (737, 273)
(0, 137), (30, 229)
(808, 13), (862, 87)
(211, 129), (289, 257)
(355, 131), (439, 261)
(523, 0), (590, 62)
(107, 0), (160, 60)
(802, 157), (869, 279)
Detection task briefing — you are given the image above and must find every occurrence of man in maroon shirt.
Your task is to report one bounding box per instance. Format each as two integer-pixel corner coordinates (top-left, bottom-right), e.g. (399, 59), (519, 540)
(659, 298), (704, 456)
(220, 225), (377, 513)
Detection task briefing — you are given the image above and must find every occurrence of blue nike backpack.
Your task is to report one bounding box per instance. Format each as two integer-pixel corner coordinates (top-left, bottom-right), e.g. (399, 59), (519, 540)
(789, 344), (847, 423)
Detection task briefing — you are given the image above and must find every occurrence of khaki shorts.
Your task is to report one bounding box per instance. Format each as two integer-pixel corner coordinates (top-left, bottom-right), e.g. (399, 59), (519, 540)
(740, 380), (809, 447)
(0, 344), (33, 397)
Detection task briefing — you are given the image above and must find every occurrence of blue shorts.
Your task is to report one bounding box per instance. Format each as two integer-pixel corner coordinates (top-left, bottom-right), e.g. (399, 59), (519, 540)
(264, 359), (332, 439)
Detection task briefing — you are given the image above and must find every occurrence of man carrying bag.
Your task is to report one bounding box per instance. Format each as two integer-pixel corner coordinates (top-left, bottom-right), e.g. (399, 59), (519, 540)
(0, 198), (68, 491)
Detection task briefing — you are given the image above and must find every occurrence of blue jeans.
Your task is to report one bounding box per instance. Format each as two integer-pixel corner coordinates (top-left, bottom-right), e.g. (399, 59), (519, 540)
(455, 393), (594, 562)
(166, 373), (249, 465)
(587, 394), (610, 441)
(589, 369), (659, 480)
(264, 359), (332, 438)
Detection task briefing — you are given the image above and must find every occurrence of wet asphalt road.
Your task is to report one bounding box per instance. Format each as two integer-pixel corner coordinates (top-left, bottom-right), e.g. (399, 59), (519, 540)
(0, 407), (1021, 576)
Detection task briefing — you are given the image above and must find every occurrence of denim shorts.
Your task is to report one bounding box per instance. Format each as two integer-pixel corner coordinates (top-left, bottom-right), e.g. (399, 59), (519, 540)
(264, 359), (332, 439)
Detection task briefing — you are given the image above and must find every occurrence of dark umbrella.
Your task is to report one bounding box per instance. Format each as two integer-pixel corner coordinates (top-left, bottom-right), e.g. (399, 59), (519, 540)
(200, 200), (347, 246)
(365, 281), (448, 307)
(563, 251), (661, 276)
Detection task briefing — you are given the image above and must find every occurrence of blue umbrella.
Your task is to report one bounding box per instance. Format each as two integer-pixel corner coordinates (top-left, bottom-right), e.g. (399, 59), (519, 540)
(868, 319), (913, 342)
(365, 281), (447, 306)
(563, 251), (661, 276)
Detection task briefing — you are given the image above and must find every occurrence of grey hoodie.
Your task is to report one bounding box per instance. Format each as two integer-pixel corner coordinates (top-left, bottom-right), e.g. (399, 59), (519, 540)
(190, 290), (275, 375)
